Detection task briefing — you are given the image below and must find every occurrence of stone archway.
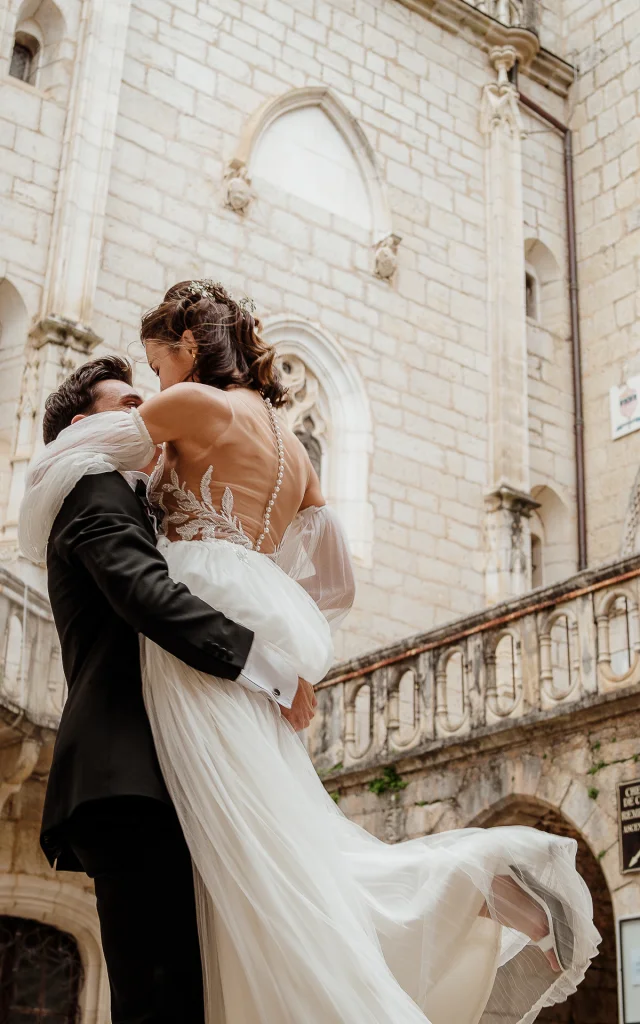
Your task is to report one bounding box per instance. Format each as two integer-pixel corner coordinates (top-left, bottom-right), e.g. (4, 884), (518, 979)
(480, 798), (617, 1024)
(0, 874), (109, 1022)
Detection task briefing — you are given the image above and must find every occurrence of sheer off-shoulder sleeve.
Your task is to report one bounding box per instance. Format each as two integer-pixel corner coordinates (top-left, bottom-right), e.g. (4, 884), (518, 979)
(271, 505), (356, 632)
(19, 410), (156, 563)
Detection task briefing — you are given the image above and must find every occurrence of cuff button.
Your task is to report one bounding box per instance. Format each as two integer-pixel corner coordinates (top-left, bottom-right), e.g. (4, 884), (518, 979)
(273, 688), (281, 697)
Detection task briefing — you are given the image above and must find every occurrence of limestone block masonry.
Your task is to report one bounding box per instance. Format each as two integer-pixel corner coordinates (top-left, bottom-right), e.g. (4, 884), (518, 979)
(0, 2), (639, 1020)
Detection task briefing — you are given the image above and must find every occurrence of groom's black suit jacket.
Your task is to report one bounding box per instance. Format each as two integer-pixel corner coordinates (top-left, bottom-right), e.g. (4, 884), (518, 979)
(42, 470), (254, 870)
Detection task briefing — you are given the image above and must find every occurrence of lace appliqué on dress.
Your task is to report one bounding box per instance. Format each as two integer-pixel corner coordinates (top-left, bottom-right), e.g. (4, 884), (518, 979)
(148, 453), (252, 548)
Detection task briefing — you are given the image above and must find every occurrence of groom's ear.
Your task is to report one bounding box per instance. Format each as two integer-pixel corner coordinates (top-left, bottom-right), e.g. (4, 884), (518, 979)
(70, 414), (87, 426)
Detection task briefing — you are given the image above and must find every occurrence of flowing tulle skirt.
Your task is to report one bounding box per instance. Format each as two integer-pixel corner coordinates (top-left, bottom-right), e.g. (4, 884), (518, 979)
(140, 537), (600, 1024)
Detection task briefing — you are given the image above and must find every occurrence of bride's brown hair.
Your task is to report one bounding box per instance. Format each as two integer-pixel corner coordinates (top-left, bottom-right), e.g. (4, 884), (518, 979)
(140, 280), (287, 406)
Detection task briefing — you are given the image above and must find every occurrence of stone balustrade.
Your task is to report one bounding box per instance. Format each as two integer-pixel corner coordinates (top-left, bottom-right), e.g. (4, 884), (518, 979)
(473, 0), (539, 31)
(310, 555), (640, 777)
(0, 567), (64, 731)
(4, 552), (640, 767)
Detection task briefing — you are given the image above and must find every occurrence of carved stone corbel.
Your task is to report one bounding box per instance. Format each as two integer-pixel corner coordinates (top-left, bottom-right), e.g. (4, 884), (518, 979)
(0, 737), (42, 815)
(224, 162), (253, 214)
(485, 486), (540, 601)
(29, 315), (102, 354)
(2, 317), (103, 533)
(374, 233), (401, 280)
(480, 47), (523, 136)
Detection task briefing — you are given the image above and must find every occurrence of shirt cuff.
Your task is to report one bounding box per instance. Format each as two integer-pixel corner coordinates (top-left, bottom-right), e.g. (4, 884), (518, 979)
(239, 638), (298, 709)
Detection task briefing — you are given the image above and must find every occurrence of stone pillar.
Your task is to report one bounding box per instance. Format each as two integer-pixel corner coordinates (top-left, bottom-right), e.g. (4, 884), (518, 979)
(2, 1), (131, 543)
(0, 4), (17, 75)
(42, 0), (133, 327)
(480, 46), (537, 603)
(3, 320), (101, 539)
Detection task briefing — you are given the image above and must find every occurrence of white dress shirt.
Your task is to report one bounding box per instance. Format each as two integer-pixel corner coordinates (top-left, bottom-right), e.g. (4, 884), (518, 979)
(238, 638), (299, 709)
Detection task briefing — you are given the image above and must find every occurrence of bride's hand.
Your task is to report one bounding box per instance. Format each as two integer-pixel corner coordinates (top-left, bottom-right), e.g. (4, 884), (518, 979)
(281, 678), (317, 731)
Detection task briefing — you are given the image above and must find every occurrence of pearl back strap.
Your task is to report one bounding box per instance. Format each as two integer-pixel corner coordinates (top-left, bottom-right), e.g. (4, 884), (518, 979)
(255, 396), (284, 553)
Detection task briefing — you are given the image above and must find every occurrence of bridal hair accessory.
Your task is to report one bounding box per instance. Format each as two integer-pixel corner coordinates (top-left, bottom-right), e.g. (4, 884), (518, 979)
(187, 278), (220, 300)
(186, 279), (256, 316)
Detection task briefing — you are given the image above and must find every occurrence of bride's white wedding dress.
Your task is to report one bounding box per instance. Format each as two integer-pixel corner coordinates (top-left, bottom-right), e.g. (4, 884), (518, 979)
(19, 404), (600, 1024)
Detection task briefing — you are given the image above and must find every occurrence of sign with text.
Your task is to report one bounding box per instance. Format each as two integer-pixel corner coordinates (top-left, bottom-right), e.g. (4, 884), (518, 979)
(611, 377), (640, 440)
(619, 779), (640, 873)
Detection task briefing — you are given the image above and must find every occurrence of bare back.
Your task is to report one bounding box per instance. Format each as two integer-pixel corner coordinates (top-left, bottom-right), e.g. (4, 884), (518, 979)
(146, 387), (313, 551)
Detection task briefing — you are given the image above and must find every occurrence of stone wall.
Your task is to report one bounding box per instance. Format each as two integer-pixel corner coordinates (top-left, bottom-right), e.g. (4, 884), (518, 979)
(567, 0), (640, 563)
(1, 0), (636, 658)
(521, 99), (577, 585)
(0, 4), (638, 1020)
(88, 0), (505, 657)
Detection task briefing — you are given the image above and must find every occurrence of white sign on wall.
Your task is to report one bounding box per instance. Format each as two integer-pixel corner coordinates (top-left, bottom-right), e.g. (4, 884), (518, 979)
(619, 916), (640, 1023)
(611, 377), (640, 440)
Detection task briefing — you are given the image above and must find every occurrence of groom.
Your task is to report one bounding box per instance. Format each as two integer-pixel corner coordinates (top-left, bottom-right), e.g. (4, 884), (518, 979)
(39, 355), (316, 1024)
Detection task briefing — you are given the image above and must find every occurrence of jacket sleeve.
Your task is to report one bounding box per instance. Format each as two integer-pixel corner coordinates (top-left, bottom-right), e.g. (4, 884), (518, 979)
(51, 473), (254, 680)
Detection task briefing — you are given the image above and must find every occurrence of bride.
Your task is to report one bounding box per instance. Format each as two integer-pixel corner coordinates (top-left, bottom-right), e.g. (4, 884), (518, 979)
(21, 279), (598, 1023)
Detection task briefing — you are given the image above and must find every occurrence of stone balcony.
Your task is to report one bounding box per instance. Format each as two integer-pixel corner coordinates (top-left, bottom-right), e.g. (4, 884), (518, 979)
(0, 567), (63, 733)
(473, 0), (540, 31)
(3, 553), (640, 784)
(310, 555), (640, 781)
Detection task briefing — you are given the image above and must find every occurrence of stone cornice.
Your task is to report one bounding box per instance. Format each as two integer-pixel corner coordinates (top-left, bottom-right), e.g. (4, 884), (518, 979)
(29, 315), (102, 354)
(484, 483), (540, 516)
(396, 0), (575, 96)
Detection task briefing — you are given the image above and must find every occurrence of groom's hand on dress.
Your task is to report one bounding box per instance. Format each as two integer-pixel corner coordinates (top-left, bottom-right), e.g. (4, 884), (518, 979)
(281, 677), (317, 731)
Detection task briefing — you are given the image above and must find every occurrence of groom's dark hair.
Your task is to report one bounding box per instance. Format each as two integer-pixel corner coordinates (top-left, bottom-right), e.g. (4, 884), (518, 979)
(43, 356), (133, 444)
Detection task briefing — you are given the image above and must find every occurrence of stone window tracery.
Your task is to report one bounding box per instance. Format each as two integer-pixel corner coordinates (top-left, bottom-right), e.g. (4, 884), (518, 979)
(264, 315), (373, 565)
(277, 355), (326, 482)
(0, 916), (83, 1023)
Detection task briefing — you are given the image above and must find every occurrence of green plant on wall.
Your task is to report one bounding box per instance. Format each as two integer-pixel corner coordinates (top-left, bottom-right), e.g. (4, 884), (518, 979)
(368, 766), (408, 796)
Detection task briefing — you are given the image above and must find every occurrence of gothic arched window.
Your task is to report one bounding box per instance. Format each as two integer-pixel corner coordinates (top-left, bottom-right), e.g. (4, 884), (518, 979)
(0, 916), (82, 1023)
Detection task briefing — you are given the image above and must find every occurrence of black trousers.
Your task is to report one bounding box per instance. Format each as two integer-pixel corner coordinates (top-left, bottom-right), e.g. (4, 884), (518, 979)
(66, 797), (205, 1024)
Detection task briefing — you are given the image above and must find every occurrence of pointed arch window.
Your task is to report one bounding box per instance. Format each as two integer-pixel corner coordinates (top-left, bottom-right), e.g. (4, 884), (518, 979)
(230, 86), (392, 243)
(9, 32), (40, 85)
